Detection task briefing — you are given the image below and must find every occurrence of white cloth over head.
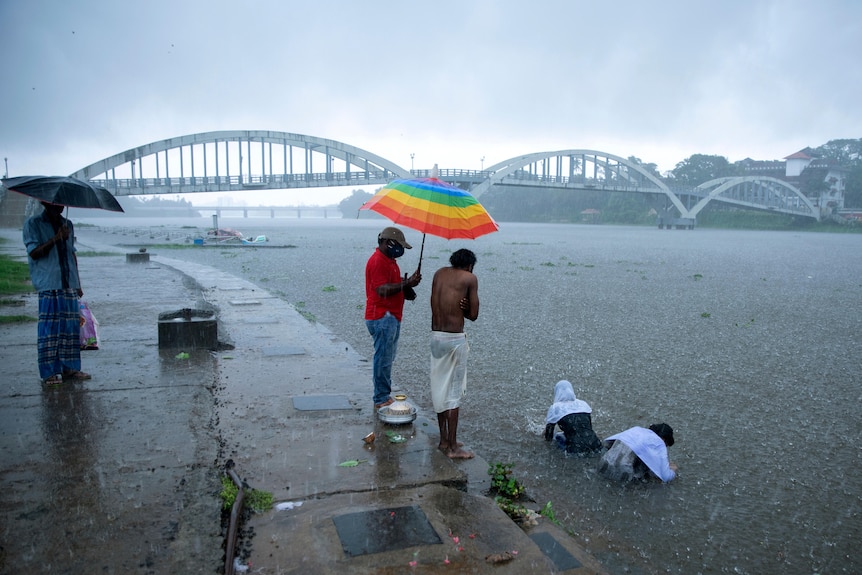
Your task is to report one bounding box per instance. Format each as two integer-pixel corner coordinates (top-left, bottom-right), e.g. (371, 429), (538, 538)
(545, 380), (592, 425)
(604, 426), (676, 482)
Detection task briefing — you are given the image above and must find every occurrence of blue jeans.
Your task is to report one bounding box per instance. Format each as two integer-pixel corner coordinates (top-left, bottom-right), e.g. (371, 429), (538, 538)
(366, 312), (401, 405)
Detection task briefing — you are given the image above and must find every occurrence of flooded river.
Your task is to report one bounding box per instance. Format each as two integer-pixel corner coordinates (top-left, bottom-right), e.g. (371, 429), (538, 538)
(81, 217), (862, 574)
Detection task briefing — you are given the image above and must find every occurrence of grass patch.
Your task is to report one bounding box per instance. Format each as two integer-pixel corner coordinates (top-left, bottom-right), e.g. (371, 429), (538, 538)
(293, 301), (317, 323)
(489, 462), (525, 498)
(0, 254), (32, 296)
(539, 501), (562, 527)
(219, 476), (274, 513)
(0, 315), (36, 324)
(488, 462), (538, 525)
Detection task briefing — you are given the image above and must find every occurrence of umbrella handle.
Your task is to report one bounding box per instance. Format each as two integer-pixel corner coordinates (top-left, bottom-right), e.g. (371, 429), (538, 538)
(416, 233), (426, 274)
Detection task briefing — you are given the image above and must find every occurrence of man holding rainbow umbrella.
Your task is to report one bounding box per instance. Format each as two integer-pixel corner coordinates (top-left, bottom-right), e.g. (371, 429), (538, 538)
(361, 166), (498, 456)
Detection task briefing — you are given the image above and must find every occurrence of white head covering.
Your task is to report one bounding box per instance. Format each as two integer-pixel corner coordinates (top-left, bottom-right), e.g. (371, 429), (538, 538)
(545, 380), (592, 425)
(604, 426), (676, 482)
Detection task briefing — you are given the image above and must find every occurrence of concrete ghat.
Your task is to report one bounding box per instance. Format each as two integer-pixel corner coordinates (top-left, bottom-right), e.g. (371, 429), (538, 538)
(0, 229), (607, 574)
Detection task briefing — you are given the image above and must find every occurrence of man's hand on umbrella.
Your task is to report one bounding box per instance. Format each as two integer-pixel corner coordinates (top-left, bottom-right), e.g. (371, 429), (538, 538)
(406, 270), (422, 287)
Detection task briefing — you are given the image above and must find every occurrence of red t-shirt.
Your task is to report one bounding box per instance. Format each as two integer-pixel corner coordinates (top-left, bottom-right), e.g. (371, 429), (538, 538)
(365, 247), (405, 321)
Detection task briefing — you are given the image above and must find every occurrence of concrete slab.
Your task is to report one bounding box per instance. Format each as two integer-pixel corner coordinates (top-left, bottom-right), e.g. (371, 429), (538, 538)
(261, 345), (306, 356)
(293, 395), (353, 411)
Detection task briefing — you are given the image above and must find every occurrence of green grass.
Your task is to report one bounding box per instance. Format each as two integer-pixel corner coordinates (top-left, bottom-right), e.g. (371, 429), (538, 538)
(219, 476), (274, 513)
(0, 315), (35, 324)
(0, 254), (32, 296)
(0, 254), (35, 323)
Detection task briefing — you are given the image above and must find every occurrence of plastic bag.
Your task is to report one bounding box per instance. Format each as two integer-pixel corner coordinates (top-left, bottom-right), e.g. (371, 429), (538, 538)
(79, 300), (100, 350)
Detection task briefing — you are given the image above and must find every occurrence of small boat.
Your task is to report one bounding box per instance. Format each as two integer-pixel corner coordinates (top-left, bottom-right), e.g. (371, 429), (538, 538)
(240, 235), (268, 245)
(207, 228), (245, 242)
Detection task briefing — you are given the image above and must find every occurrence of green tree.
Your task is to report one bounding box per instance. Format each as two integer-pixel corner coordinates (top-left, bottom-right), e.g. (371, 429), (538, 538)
(602, 192), (653, 224)
(338, 189), (375, 218)
(670, 154), (739, 186)
(627, 156), (661, 178)
(845, 166), (862, 208)
(812, 138), (862, 208)
(814, 138), (862, 165)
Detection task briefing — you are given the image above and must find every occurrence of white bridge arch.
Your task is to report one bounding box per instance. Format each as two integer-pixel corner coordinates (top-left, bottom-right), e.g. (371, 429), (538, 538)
(70, 130), (411, 197)
(58, 131), (819, 222)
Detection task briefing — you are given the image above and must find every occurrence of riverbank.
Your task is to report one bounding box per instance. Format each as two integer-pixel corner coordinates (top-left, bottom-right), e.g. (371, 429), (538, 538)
(0, 226), (607, 574)
(63, 217), (862, 575)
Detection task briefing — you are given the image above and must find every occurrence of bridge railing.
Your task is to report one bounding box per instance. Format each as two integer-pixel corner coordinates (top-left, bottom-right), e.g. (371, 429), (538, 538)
(498, 171), (667, 192)
(93, 170), (395, 191)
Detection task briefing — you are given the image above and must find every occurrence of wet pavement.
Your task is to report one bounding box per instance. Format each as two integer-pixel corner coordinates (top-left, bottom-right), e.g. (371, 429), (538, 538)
(0, 227), (607, 574)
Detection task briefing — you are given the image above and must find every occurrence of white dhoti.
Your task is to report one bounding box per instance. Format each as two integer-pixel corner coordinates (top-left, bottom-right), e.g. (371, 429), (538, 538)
(430, 331), (469, 413)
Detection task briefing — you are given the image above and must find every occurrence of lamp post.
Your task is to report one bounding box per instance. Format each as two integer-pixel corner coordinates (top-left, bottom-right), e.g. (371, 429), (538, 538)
(3, 157), (7, 178)
(480, 156), (485, 172)
(410, 153), (415, 172)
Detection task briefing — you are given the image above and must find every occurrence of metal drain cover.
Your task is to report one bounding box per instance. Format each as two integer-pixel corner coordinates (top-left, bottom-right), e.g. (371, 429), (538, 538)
(333, 505), (442, 557)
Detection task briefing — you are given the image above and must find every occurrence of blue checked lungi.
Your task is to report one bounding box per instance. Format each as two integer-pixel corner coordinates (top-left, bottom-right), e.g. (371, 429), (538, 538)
(37, 289), (81, 380)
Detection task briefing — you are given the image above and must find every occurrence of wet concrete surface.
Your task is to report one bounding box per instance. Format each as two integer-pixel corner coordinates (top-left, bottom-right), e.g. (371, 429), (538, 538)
(0, 228), (607, 574)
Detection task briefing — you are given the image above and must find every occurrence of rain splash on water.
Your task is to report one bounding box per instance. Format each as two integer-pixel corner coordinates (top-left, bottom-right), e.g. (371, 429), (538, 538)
(83, 216), (862, 574)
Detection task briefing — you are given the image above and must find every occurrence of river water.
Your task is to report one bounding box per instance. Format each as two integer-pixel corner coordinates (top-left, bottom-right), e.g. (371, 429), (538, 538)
(79, 216), (862, 574)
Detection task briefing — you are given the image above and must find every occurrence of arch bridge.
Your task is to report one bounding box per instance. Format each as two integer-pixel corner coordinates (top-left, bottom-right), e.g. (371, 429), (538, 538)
(68, 131), (819, 223)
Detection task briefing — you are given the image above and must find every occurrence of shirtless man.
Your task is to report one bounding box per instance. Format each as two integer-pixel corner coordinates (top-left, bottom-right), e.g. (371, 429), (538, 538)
(430, 249), (479, 459)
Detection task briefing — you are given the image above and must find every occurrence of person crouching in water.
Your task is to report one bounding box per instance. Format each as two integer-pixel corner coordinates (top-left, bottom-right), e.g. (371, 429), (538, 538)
(543, 380), (602, 456)
(430, 248), (479, 459)
(598, 423), (678, 483)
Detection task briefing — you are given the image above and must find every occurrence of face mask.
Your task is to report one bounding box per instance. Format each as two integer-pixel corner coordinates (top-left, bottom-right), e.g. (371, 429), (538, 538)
(385, 240), (405, 259)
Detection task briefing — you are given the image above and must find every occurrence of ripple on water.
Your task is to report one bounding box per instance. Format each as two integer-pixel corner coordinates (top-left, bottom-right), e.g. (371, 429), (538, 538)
(82, 220), (862, 575)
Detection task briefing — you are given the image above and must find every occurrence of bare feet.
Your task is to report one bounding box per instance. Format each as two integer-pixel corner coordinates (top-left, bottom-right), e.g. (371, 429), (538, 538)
(437, 441), (464, 451)
(445, 447), (474, 459)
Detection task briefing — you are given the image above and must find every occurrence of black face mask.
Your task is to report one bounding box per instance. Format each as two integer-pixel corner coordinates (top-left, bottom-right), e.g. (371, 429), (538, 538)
(384, 239), (405, 259)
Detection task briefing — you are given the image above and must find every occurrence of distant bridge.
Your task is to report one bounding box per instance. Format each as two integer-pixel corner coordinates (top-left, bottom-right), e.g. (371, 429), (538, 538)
(193, 205), (342, 219)
(66, 130), (819, 223)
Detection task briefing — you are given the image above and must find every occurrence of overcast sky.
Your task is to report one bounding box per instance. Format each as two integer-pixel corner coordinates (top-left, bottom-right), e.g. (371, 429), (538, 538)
(1, 0), (860, 205)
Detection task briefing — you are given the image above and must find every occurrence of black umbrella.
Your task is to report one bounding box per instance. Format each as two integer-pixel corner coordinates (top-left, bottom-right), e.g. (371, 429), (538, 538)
(1, 175), (125, 212)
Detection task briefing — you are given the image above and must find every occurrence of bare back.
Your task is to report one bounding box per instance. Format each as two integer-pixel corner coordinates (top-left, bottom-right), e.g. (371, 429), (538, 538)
(430, 266), (479, 333)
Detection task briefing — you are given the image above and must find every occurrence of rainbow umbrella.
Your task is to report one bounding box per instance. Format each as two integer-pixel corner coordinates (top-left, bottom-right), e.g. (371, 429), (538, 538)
(360, 175), (498, 270)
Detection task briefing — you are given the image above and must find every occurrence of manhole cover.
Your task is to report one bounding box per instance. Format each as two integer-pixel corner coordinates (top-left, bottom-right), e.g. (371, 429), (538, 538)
(333, 505), (442, 557)
(529, 531), (582, 571)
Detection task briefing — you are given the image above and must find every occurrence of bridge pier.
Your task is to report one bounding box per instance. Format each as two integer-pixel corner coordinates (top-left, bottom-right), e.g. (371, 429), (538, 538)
(656, 216), (696, 230)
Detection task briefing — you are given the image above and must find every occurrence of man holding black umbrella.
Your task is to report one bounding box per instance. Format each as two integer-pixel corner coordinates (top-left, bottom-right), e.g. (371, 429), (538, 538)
(23, 202), (91, 385)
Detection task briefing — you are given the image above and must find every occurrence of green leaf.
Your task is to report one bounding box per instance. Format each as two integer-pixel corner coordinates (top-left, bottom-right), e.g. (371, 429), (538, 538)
(338, 459), (364, 467)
